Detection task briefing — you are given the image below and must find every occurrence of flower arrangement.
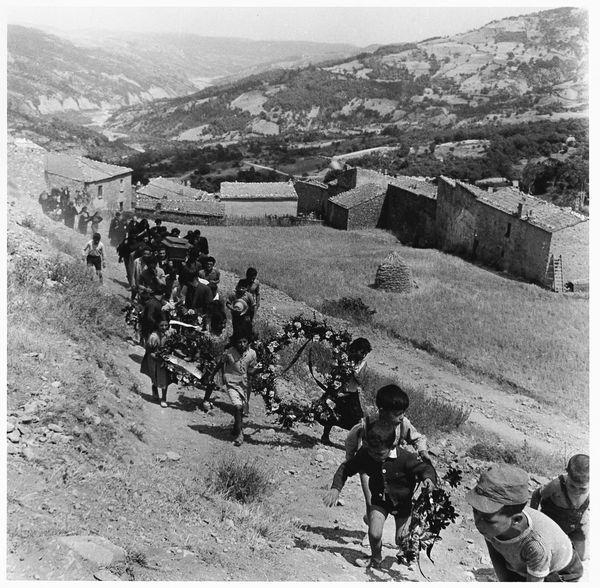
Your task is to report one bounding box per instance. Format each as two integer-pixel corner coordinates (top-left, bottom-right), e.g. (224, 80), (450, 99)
(123, 302), (142, 333)
(399, 465), (463, 576)
(251, 315), (355, 427)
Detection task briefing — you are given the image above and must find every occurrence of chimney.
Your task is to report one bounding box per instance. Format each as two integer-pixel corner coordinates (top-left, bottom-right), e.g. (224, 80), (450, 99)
(517, 203), (523, 217)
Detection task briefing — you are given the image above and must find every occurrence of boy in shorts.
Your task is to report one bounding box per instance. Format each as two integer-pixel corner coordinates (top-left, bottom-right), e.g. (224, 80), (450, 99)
(325, 418), (437, 569)
(221, 334), (257, 446)
(530, 454), (589, 560)
(345, 384), (433, 532)
(468, 464), (583, 582)
(82, 232), (106, 284)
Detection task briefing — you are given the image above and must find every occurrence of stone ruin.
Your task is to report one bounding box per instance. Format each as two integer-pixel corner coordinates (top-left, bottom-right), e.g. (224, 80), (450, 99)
(374, 251), (413, 293)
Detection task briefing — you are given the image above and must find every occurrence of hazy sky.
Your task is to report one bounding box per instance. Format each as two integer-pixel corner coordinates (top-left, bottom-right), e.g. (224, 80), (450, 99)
(6, 3), (566, 47)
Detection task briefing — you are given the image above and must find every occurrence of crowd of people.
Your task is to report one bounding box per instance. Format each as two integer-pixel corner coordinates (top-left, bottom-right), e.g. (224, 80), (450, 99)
(39, 195), (590, 581)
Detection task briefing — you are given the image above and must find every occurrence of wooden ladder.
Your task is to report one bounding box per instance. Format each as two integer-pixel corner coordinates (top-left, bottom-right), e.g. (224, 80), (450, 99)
(552, 255), (564, 293)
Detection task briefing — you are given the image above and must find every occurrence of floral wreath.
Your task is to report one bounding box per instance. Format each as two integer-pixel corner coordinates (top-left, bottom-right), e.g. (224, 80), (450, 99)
(251, 315), (357, 427)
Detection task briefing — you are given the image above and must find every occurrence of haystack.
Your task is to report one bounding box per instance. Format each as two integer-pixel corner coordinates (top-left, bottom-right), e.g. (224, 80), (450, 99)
(374, 251), (413, 293)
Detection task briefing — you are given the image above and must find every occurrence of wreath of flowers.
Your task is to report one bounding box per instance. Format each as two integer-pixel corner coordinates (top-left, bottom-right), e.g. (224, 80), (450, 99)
(399, 465), (463, 577)
(251, 315), (356, 427)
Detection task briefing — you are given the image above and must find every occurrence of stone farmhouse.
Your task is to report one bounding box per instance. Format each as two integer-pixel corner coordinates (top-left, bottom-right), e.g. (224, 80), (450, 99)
(45, 153), (133, 212)
(135, 177), (224, 224)
(295, 165), (400, 220)
(219, 181), (298, 217)
(327, 183), (389, 230)
(436, 177), (588, 289)
(378, 178), (438, 247)
(307, 161), (588, 289)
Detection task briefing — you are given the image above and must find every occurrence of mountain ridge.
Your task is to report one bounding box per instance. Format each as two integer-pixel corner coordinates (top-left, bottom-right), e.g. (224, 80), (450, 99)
(104, 7), (587, 143)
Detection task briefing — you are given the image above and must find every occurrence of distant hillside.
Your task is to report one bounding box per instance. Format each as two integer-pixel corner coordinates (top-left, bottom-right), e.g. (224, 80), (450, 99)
(7, 25), (358, 117)
(106, 7), (588, 142)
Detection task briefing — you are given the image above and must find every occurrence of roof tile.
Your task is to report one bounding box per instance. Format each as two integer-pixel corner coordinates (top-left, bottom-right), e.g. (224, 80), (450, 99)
(45, 153), (132, 182)
(220, 181), (298, 200)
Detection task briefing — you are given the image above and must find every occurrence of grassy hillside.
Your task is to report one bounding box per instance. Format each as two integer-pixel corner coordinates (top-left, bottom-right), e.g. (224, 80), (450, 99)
(198, 224), (587, 417)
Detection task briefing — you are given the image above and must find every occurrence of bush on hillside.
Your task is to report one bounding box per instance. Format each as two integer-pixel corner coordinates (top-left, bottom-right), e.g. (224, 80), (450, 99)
(207, 453), (274, 504)
(466, 439), (562, 476)
(320, 297), (376, 324)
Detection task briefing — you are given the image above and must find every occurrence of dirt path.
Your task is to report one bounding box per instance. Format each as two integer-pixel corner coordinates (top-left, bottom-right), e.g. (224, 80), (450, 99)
(7, 154), (585, 581)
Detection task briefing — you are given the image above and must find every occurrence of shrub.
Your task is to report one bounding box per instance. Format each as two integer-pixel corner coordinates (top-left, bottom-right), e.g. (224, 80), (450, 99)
(9, 255), (48, 287)
(320, 297), (376, 323)
(466, 439), (562, 476)
(206, 452), (273, 504)
(360, 368), (470, 436)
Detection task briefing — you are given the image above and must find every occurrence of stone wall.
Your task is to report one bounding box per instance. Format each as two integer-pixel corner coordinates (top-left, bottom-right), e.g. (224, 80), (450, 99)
(327, 203), (349, 229)
(347, 193), (387, 230)
(379, 185), (437, 247)
(549, 221), (589, 284)
(294, 181), (328, 216)
(86, 175), (132, 213)
(222, 199), (297, 217)
(436, 178), (553, 284)
(135, 207), (224, 226)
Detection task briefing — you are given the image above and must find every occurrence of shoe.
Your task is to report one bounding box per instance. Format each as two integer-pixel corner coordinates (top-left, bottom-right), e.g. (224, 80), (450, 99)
(396, 551), (409, 566)
(355, 557), (382, 569)
(233, 433), (244, 446)
(242, 402), (249, 417)
(160, 401), (168, 408)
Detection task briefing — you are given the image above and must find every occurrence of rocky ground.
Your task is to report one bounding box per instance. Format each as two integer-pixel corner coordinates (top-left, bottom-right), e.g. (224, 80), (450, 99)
(6, 141), (589, 582)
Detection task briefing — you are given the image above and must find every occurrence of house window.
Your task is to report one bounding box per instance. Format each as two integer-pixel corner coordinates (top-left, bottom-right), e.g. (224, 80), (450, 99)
(505, 222), (511, 238)
(97, 185), (103, 199)
(120, 178), (124, 193)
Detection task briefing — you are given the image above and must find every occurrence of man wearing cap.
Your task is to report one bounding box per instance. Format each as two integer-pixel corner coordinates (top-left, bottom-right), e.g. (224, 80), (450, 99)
(467, 464), (583, 582)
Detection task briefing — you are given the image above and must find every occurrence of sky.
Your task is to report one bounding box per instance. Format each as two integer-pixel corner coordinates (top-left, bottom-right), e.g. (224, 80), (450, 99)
(5, 2), (570, 47)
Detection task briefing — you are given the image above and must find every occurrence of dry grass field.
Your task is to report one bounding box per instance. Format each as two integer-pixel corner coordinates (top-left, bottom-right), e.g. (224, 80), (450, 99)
(200, 224), (588, 418)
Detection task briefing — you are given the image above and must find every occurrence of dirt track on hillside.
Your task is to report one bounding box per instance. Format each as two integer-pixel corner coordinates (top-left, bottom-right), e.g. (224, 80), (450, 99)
(7, 150), (588, 580)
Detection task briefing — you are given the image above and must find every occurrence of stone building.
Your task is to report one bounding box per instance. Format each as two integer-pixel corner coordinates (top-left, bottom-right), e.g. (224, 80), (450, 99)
(219, 181), (298, 217)
(294, 179), (329, 217)
(327, 183), (388, 230)
(135, 176), (213, 202)
(135, 176), (224, 224)
(436, 177), (588, 287)
(45, 153), (133, 212)
(378, 178), (438, 247)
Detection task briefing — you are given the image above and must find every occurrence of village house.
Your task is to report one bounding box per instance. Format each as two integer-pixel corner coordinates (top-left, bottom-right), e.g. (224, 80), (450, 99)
(327, 183), (389, 230)
(45, 152), (133, 212)
(378, 178), (438, 247)
(135, 177), (224, 224)
(219, 181), (298, 217)
(436, 177), (588, 289)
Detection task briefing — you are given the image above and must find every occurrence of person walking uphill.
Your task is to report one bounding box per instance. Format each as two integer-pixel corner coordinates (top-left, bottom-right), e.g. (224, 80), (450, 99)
(82, 233), (106, 284)
(318, 337), (372, 445)
(468, 464), (583, 582)
(140, 315), (177, 408)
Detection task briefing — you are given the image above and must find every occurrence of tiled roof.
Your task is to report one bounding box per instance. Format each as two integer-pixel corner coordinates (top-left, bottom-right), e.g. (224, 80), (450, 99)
(219, 181), (298, 200)
(45, 153), (132, 182)
(387, 176), (438, 199)
(137, 177), (213, 201)
(135, 195), (225, 217)
(329, 183), (386, 210)
(450, 178), (587, 232)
